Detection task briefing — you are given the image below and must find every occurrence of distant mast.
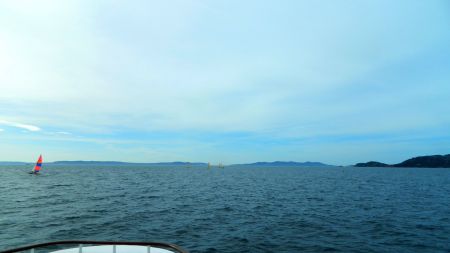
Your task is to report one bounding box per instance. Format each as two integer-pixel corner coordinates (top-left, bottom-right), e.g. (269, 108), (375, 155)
(32, 155), (43, 173)
(207, 162), (224, 169)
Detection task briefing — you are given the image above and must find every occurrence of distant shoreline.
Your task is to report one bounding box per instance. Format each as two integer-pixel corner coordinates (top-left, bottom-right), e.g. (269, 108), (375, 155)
(354, 154), (450, 168)
(1, 154), (449, 168)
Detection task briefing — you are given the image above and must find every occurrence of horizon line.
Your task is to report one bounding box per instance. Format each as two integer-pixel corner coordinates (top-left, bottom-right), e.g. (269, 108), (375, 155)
(0, 160), (336, 165)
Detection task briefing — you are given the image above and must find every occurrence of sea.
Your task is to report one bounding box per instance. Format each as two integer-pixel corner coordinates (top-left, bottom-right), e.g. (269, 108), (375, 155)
(0, 165), (449, 253)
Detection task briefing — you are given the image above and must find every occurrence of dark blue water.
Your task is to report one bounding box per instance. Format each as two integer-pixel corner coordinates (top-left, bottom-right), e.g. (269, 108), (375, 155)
(1, 165), (449, 253)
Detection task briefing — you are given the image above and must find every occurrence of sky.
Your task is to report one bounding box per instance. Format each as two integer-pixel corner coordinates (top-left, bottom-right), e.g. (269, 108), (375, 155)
(0, 0), (449, 165)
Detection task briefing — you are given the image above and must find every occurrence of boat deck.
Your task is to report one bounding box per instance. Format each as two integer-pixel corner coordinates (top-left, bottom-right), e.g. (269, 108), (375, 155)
(52, 245), (173, 253)
(0, 241), (187, 253)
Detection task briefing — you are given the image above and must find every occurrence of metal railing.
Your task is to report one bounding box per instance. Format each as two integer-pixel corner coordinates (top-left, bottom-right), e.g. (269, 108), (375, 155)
(0, 241), (188, 253)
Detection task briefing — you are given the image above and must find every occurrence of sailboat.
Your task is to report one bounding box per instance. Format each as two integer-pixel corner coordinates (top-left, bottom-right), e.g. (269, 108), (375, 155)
(29, 155), (43, 174)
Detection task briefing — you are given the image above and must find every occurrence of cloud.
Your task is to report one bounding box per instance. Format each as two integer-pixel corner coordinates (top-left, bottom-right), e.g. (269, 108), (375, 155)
(0, 120), (41, 132)
(0, 0), (448, 137)
(55, 131), (71, 135)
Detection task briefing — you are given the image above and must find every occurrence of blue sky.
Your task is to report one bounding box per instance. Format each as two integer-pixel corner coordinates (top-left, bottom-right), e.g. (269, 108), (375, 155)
(0, 0), (449, 164)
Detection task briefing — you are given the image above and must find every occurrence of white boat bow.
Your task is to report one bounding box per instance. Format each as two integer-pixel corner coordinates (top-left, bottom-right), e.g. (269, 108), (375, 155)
(0, 241), (188, 253)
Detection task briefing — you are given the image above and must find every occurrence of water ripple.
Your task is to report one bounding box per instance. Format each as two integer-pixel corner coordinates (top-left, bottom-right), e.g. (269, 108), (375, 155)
(0, 165), (449, 253)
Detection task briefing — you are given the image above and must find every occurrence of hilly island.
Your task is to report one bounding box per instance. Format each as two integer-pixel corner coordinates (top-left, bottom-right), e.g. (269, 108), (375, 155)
(355, 154), (450, 168)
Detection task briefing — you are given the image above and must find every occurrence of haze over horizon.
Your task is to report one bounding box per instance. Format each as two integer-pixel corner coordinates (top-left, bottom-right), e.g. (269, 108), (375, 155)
(1, 0), (449, 164)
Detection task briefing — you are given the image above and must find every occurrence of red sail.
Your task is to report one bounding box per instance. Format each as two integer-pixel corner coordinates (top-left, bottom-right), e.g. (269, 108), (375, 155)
(34, 155), (43, 172)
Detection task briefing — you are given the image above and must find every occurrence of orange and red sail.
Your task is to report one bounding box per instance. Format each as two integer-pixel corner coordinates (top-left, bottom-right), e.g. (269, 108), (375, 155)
(33, 155), (43, 172)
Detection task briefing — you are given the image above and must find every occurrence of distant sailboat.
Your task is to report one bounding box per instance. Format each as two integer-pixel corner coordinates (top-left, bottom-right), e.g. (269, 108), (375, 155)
(29, 155), (43, 174)
(207, 162), (224, 169)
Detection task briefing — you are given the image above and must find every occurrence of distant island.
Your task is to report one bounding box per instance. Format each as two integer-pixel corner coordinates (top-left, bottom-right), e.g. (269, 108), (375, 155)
(51, 161), (207, 166)
(237, 161), (334, 167)
(355, 154), (450, 168)
(354, 161), (389, 167)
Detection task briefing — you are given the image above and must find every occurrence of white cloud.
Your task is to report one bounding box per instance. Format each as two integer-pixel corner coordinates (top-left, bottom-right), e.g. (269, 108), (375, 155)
(0, 120), (41, 132)
(56, 131), (71, 135)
